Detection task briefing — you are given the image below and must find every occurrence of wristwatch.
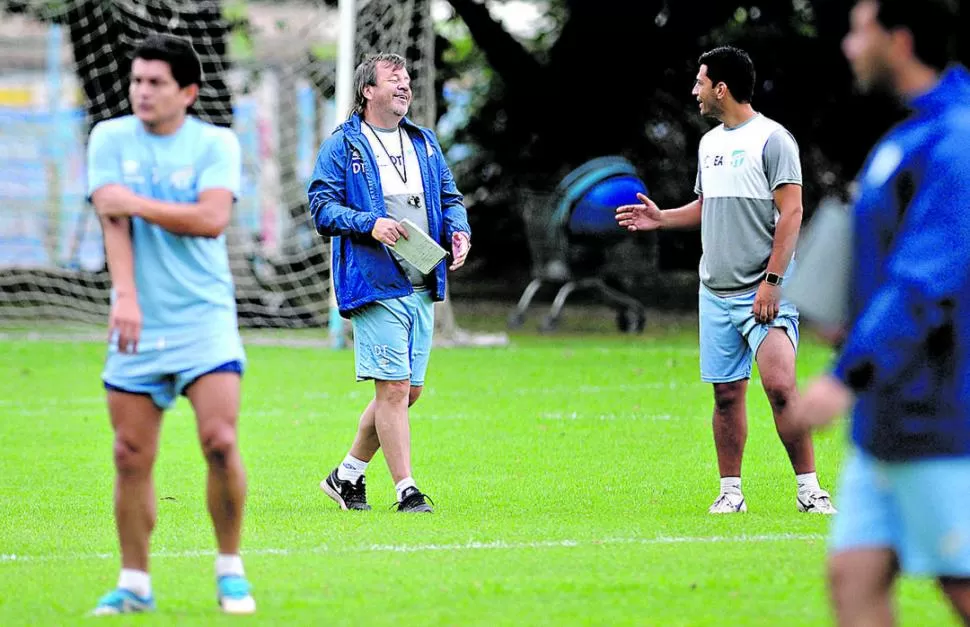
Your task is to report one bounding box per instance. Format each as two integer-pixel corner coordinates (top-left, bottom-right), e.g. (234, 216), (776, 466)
(764, 272), (783, 286)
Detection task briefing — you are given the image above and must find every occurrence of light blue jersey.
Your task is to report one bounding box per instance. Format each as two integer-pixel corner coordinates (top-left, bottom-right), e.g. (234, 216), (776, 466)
(88, 115), (245, 408)
(87, 115), (241, 349)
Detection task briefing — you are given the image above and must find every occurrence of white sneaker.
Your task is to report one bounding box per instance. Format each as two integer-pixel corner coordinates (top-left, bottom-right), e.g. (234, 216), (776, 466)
(709, 492), (747, 514)
(797, 489), (837, 514)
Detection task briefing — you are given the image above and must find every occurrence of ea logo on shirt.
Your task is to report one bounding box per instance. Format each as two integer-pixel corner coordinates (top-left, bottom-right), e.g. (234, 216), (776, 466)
(703, 154), (725, 168)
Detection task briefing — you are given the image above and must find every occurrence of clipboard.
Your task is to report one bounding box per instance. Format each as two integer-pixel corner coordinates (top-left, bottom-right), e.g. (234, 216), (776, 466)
(390, 218), (448, 274)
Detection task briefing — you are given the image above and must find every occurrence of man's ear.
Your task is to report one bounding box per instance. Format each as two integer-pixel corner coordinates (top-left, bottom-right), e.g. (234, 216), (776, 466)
(183, 84), (200, 108)
(887, 27), (915, 67)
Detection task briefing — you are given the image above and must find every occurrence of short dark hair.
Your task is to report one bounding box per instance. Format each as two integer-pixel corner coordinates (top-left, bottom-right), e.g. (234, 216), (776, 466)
(698, 46), (756, 104)
(873, 0), (958, 71)
(132, 34), (203, 88)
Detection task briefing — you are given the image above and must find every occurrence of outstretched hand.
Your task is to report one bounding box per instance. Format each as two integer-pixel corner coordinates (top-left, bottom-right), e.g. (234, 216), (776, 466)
(790, 374), (854, 431)
(450, 232), (471, 270)
(615, 193), (664, 232)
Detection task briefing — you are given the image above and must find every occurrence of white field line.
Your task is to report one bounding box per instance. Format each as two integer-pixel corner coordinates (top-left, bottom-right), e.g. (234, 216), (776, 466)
(1, 381), (707, 411)
(3, 403), (688, 422)
(0, 533), (823, 565)
(0, 332), (701, 354)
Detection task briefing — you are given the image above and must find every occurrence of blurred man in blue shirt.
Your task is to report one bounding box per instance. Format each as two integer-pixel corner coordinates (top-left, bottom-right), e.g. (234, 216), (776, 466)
(87, 35), (254, 615)
(793, 1), (970, 624)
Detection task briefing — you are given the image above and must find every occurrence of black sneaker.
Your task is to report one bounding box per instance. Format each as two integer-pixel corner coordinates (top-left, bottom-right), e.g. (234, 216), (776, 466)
(320, 469), (371, 511)
(396, 486), (434, 513)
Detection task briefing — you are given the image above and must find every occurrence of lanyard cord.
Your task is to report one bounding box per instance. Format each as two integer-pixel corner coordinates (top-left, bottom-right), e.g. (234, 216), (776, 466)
(363, 121), (407, 185)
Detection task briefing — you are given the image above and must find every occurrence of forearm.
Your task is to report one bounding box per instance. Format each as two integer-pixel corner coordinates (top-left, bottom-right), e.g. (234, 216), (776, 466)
(101, 216), (136, 296)
(309, 199), (379, 237)
(766, 207), (802, 275)
(660, 199), (702, 229)
(133, 197), (227, 238)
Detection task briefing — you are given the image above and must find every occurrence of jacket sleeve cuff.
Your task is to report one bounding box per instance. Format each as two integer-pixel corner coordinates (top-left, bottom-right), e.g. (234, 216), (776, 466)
(833, 357), (875, 392)
(356, 213), (380, 235)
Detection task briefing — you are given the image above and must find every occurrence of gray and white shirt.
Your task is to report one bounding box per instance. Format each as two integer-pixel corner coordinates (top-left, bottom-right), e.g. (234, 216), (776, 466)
(694, 114), (802, 295)
(361, 123), (430, 288)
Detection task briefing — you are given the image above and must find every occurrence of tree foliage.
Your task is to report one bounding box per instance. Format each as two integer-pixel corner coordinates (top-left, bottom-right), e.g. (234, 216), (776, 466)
(439, 0), (967, 279)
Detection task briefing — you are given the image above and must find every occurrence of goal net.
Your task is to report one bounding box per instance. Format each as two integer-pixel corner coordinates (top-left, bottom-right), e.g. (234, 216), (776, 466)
(0, 0), (436, 330)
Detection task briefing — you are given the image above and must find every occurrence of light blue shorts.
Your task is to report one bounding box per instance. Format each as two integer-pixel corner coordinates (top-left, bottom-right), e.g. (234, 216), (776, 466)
(351, 290), (435, 386)
(830, 449), (970, 577)
(698, 284), (799, 383)
(102, 330), (246, 410)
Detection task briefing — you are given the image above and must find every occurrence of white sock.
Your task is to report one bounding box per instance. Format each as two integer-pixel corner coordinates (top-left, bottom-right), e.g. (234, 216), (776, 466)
(118, 568), (151, 599)
(336, 454), (368, 483)
(797, 472), (820, 494)
(395, 477), (417, 502)
(720, 477), (742, 495)
(216, 553), (245, 578)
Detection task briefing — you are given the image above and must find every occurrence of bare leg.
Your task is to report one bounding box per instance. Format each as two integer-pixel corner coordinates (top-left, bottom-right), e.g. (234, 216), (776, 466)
(185, 372), (246, 555)
(829, 548), (899, 627)
(756, 328), (816, 474)
(712, 380), (748, 477)
(349, 386), (423, 462)
(107, 391), (163, 573)
(349, 399), (379, 462)
(373, 379), (412, 484)
(939, 577), (970, 625)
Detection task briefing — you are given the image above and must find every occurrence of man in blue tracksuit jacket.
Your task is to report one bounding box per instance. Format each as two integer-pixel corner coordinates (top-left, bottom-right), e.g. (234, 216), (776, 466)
(794, 1), (970, 624)
(306, 53), (471, 514)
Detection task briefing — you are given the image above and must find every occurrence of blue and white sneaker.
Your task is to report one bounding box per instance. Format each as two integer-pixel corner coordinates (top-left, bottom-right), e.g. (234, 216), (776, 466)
(218, 575), (256, 615)
(708, 491), (747, 514)
(797, 489), (838, 514)
(92, 588), (155, 616)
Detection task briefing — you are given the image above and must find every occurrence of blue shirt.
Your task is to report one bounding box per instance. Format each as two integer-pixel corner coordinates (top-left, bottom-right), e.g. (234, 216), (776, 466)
(87, 115), (241, 349)
(833, 66), (970, 460)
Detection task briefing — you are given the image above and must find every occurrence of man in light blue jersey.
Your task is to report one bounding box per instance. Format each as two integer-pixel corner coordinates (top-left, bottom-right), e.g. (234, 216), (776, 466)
(86, 35), (254, 616)
(794, 1), (970, 624)
(617, 46), (835, 515)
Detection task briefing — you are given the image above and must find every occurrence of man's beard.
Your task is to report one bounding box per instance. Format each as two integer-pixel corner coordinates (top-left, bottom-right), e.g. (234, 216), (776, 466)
(704, 100), (724, 120)
(854, 61), (898, 101)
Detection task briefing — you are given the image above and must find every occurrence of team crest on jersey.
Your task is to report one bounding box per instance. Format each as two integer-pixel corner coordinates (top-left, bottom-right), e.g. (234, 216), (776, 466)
(730, 150), (746, 168)
(169, 166), (194, 190)
(122, 160), (145, 184)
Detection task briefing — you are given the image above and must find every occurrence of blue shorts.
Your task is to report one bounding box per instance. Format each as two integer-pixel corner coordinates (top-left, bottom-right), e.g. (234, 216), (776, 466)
(351, 290), (434, 386)
(698, 284), (799, 383)
(830, 448), (970, 577)
(102, 330), (246, 410)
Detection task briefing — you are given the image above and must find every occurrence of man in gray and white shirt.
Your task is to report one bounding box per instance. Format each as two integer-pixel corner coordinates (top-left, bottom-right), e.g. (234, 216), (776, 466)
(617, 46), (835, 515)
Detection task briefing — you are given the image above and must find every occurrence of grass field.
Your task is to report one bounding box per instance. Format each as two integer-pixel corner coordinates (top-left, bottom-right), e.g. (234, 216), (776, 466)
(0, 308), (958, 626)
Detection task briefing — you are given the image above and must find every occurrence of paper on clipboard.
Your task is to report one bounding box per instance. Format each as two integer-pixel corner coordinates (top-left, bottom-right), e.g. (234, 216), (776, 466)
(390, 218), (448, 275)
